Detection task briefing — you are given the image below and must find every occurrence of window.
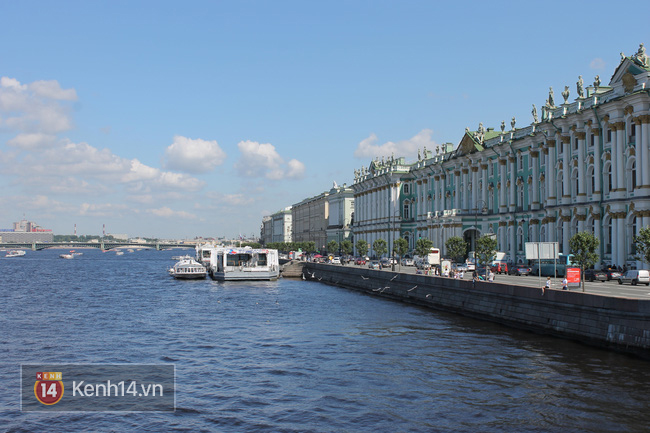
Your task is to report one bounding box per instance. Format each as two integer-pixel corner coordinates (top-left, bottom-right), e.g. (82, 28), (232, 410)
(403, 203), (410, 219)
(590, 134), (595, 147)
(628, 160), (637, 192)
(403, 183), (410, 194)
(587, 166), (594, 196)
(607, 129), (612, 142)
(517, 227), (523, 251)
(605, 217), (612, 254)
(574, 137), (579, 151)
(604, 163), (612, 194)
(631, 217), (637, 255)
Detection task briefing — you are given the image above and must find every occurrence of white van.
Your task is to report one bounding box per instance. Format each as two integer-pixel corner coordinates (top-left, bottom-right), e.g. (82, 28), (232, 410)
(618, 270), (650, 286)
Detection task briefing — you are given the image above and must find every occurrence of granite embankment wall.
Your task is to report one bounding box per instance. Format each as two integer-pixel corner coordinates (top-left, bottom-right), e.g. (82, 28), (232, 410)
(289, 262), (650, 359)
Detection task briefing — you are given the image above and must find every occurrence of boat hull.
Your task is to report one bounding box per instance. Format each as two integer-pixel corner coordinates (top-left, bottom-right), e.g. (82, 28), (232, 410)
(210, 269), (279, 281)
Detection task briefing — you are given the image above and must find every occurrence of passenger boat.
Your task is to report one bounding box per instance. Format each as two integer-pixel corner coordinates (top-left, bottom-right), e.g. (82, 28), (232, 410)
(169, 255), (207, 279)
(208, 247), (279, 281)
(195, 243), (215, 268)
(59, 253), (74, 259)
(5, 250), (26, 258)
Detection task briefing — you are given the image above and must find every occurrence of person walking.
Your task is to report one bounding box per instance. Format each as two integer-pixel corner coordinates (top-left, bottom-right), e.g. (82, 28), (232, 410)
(562, 277), (568, 290)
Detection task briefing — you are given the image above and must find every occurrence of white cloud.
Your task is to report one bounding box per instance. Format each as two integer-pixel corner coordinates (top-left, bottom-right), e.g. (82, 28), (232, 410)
(354, 129), (437, 159)
(29, 80), (78, 101)
(235, 140), (305, 180)
(147, 207), (197, 219)
(7, 133), (58, 149)
(0, 76), (75, 134)
(79, 202), (129, 217)
(163, 135), (226, 174)
(590, 58), (606, 70)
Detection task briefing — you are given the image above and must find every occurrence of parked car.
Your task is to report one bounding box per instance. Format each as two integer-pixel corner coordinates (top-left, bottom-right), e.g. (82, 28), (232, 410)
(401, 258), (414, 266)
(604, 268), (622, 281)
(355, 257), (367, 265)
(368, 260), (380, 270)
(618, 270), (650, 286)
(380, 258), (392, 268)
(490, 261), (509, 274)
(508, 265), (531, 276)
(584, 269), (607, 282)
(453, 263), (469, 272)
(331, 256), (341, 264)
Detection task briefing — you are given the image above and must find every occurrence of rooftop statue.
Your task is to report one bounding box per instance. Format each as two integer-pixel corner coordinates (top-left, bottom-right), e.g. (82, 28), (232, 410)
(531, 104), (539, 124)
(511, 116), (516, 130)
(577, 75), (585, 98)
(561, 86), (570, 104)
(548, 87), (555, 108)
(635, 43), (648, 66)
(594, 75), (601, 89)
(500, 120), (505, 133)
(476, 122), (486, 143)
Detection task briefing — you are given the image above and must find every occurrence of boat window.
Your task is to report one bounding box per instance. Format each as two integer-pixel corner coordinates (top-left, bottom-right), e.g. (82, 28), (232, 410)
(257, 254), (267, 266)
(227, 254), (252, 266)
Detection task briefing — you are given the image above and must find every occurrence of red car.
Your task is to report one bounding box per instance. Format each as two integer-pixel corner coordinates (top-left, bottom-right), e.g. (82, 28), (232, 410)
(491, 261), (508, 274)
(355, 257), (366, 265)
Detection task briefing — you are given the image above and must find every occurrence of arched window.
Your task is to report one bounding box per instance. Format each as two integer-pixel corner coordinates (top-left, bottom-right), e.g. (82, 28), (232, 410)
(540, 181), (546, 203)
(517, 226), (524, 251)
(629, 216), (637, 255)
(558, 224), (563, 252)
(540, 225), (547, 242)
(572, 168), (579, 198)
(557, 170), (564, 199)
(604, 162), (612, 194)
(627, 159), (636, 193)
(587, 165), (595, 196)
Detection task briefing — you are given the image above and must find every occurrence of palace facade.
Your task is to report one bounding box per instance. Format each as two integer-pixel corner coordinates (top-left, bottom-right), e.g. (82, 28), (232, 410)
(352, 45), (650, 269)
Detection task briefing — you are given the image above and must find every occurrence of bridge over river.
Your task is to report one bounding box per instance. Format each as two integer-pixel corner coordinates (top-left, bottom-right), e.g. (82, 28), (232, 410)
(0, 241), (194, 251)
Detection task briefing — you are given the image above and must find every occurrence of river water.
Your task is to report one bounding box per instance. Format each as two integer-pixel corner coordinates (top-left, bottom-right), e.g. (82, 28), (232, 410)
(1, 248), (649, 432)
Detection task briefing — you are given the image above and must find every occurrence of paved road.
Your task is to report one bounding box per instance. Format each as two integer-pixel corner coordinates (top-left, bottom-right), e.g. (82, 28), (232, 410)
(336, 263), (650, 300)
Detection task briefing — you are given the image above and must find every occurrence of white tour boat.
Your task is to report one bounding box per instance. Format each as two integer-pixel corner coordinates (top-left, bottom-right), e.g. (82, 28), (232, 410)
(209, 247), (279, 281)
(169, 255), (207, 279)
(5, 250), (26, 258)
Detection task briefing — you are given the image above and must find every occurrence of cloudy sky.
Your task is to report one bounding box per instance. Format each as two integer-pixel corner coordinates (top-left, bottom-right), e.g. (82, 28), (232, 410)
(1, 1), (648, 239)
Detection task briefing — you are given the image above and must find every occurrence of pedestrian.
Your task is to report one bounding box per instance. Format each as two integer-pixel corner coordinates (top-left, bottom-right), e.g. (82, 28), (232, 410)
(562, 277), (568, 290)
(488, 271), (494, 282)
(542, 276), (550, 295)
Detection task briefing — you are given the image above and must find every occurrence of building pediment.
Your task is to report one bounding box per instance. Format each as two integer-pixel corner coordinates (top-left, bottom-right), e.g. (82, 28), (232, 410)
(610, 57), (650, 87)
(455, 133), (483, 157)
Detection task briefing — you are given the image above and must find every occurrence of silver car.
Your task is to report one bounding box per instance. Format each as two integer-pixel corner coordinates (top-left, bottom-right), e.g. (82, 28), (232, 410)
(618, 270), (650, 286)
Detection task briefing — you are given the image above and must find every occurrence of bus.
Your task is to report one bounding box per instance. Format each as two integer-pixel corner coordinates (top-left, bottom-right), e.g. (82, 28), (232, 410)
(530, 254), (574, 277)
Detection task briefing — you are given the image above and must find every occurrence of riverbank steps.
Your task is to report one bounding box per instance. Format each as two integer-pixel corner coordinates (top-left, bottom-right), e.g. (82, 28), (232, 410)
(289, 262), (650, 359)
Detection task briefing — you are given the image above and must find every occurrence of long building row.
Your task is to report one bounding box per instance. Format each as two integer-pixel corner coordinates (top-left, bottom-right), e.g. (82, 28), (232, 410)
(262, 44), (650, 269)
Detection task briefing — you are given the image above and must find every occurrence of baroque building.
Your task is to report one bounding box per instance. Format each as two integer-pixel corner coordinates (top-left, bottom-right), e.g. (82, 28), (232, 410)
(352, 44), (650, 269)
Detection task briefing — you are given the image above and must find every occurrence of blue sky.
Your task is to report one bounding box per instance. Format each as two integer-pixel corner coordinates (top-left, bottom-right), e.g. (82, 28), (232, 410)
(1, 0), (648, 239)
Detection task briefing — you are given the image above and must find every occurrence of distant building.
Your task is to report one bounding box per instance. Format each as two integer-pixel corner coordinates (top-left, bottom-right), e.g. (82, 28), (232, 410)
(260, 208), (293, 245)
(108, 233), (128, 241)
(0, 218), (53, 243)
(326, 182), (355, 247)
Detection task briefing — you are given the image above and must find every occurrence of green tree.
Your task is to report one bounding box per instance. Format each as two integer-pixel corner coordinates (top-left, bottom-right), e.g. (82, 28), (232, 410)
(340, 239), (353, 256)
(373, 238), (387, 258)
(445, 236), (468, 263)
(569, 231), (600, 292)
(327, 240), (339, 255)
(414, 238), (433, 258)
(393, 237), (409, 269)
(356, 239), (369, 257)
(475, 235), (498, 271)
(304, 241), (316, 254)
(634, 227), (650, 266)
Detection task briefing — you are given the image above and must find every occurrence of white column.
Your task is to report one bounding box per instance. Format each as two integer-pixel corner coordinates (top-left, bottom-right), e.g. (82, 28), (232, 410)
(616, 215), (625, 266)
(471, 166), (479, 210)
(499, 159), (507, 213)
(455, 170), (461, 209)
(562, 218), (570, 255)
(481, 162), (488, 205)
(642, 117), (650, 189)
(615, 122), (625, 195)
(530, 149), (539, 209)
(577, 132), (586, 202)
(593, 130), (602, 200)
(635, 118), (643, 192)
(562, 136), (571, 204)
(547, 141), (557, 206)
(508, 156), (516, 212)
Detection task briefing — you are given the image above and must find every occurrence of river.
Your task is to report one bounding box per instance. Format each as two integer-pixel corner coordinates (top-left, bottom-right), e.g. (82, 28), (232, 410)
(1, 248), (649, 432)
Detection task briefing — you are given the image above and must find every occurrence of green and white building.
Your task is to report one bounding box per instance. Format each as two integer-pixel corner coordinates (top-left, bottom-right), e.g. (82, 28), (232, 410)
(352, 44), (650, 269)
